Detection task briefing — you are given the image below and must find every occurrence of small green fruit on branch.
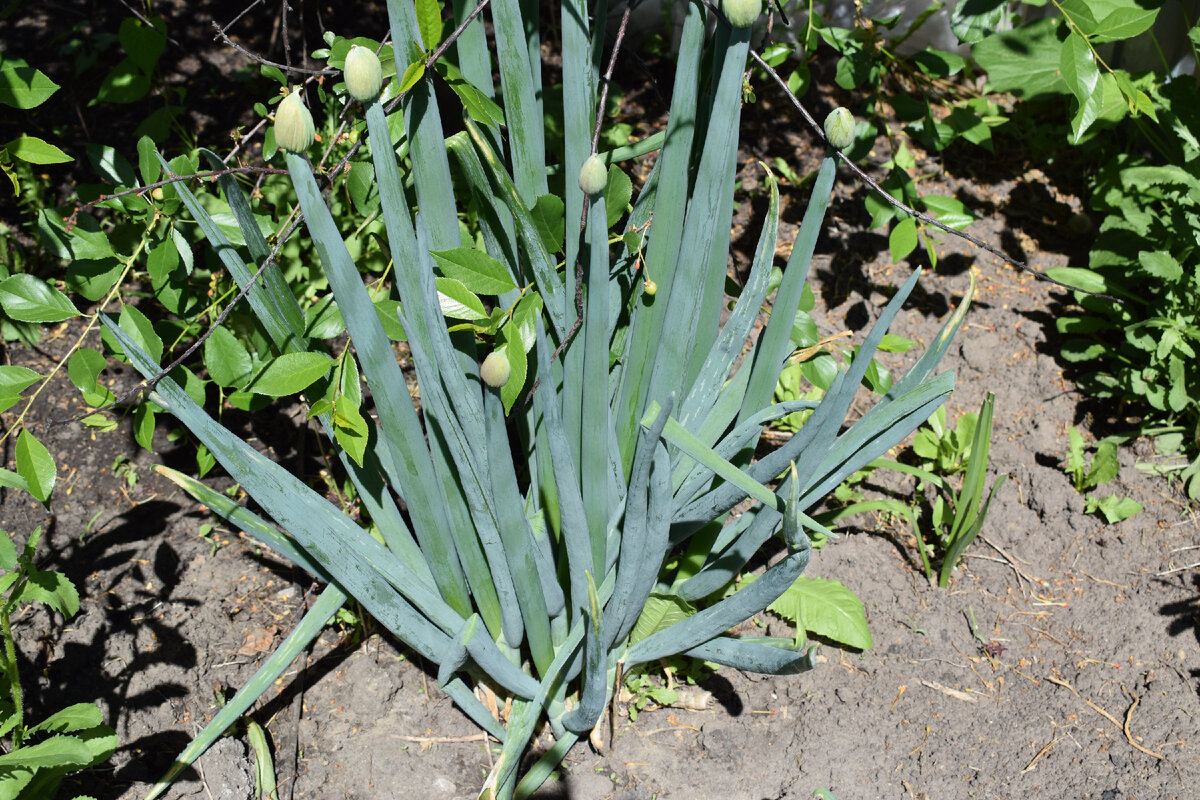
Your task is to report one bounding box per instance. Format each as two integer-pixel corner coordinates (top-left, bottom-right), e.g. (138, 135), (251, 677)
(823, 107), (855, 150)
(344, 45), (384, 102)
(578, 154), (608, 196)
(722, 0), (762, 27)
(274, 89), (315, 154)
(480, 350), (512, 388)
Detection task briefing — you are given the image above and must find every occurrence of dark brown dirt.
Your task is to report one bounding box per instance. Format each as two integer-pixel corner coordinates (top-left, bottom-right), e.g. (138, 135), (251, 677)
(2, 5), (1198, 800)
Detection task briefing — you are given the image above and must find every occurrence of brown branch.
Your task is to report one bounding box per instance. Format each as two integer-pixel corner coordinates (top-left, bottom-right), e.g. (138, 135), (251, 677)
(211, 21), (336, 76)
(64, 166), (289, 231)
(738, 26), (1123, 304)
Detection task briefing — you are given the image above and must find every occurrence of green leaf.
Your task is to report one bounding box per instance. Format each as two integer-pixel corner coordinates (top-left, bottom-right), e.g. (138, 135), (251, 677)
(92, 59), (151, 105)
(973, 18), (1066, 98)
(415, 0), (444, 48)
(1084, 440), (1120, 490)
(1059, 31), (1100, 108)
(0, 65), (60, 109)
(435, 61), (504, 127)
(1091, 5), (1159, 42)
(530, 194), (566, 255)
(399, 59), (426, 94)
(85, 143), (137, 187)
(951, 0), (1007, 43)
(137, 135), (160, 186)
(203, 326), (253, 388)
(4, 135), (71, 165)
(117, 305), (164, 363)
(768, 575), (872, 650)
(373, 298), (408, 341)
(0, 274), (80, 323)
(26, 703), (102, 736)
(1045, 266), (1108, 295)
(889, 217), (918, 263)
(498, 324), (528, 413)
(119, 16), (166, 75)
(1086, 494), (1143, 523)
(630, 594), (697, 645)
(16, 428), (55, 503)
(36, 209), (115, 262)
(435, 277), (488, 321)
(921, 195), (975, 230)
(0, 365), (39, 398)
(245, 352), (333, 397)
(605, 165), (632, 229)
(333, 399), (370, 467)
(133, 402), (156, 450)
(0, 533), (15, 571)
(0, 734), (91, 769)
(0, 467), (29, 494)
(430, 247), (517, 295)
(1139, 250), (1183, 281)
(68, 348), (115, 406)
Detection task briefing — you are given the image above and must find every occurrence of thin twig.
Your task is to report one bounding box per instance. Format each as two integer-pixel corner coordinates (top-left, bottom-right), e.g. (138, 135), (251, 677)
(211, 21), (336, 76)
(743, 46), (1123, 304)
(64, 166), (289, 230)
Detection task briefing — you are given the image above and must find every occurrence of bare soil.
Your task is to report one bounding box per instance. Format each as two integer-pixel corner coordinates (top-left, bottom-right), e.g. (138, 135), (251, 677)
(2, 4), (1199, 800)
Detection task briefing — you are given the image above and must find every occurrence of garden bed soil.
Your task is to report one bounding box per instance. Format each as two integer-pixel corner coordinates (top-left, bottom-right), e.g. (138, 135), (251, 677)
(3, 4), (1199, 799)
(7, 161), (1199, 800)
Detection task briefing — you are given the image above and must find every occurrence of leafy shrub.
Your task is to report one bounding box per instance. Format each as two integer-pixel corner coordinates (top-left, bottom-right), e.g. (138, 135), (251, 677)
(103, 2), (974, 798)
(968, 0), (1200, 498)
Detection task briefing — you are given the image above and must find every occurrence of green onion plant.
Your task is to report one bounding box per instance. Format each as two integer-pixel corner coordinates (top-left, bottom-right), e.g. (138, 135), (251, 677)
(115, 2), (974, 798)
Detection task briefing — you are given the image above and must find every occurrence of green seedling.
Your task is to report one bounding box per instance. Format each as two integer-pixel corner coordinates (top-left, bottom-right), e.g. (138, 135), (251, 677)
(0, 528), (117, 799)
(912, 404), (977, 475)
(1065, 427), (1142, 523)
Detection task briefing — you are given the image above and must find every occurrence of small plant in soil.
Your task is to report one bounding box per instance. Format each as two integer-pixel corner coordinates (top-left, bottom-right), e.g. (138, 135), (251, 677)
(819, 392), (1006, 588)
(0, 528), (117, 799)
(1064, 426), (1143, 524)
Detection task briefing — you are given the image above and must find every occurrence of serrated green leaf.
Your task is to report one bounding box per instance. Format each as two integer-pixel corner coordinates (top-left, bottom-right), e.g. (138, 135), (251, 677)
(1060, 31), (1100, 108)
(415, 0), (443, 48)
(116, 305), (163, 363)
(0, 533), (16, 570)
(0, 365), (39, 397)
(137, 135), (160, 186)
(974, 18), (1066, 98)
(0, 275), (80, 323)
(36, 209), (116, 262)
(0, 734), (91, 769)
(435, 61), (504, 127)
(27, 703), (102, 736)
(245, 352), (333, 397)
(133, 402), (156, 450)
(630, 594), (697, 645)
(203, 326), (254, 388)
(430, 247), (517, 295)
(768, 575), (871, 650)
(498, 323), (527, 413)
(399, 59), (426, 93)
(1139, 250), (1183, 281)
(435, 276), (488, 320)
